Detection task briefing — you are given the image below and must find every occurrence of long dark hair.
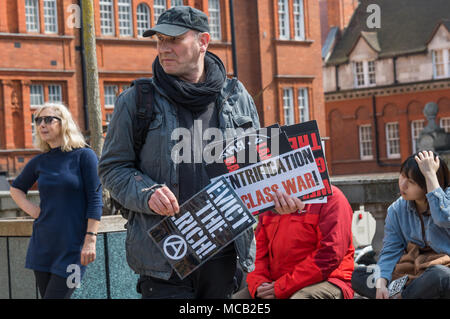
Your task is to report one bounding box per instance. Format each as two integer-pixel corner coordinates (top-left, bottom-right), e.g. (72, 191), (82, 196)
(400, 151), (449, 192)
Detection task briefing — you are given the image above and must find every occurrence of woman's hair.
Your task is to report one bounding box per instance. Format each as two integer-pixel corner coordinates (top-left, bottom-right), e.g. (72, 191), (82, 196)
(400, 151), (450, 191)
(34, 102), (87, 152)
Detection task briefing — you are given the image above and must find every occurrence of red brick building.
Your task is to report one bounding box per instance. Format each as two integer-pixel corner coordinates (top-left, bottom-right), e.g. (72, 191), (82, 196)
(322, 0), (450, 175)
(0, 0), (325, 180)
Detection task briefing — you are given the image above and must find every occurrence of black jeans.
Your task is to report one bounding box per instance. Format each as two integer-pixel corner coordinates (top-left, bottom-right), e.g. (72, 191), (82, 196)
(34, 271), (75, 299)
(138, 244), (237, 299)
(352, 265), (450, 299)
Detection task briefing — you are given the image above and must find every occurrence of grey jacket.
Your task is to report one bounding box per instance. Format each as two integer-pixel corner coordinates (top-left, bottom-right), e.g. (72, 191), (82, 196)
(98, 77), (260, 279)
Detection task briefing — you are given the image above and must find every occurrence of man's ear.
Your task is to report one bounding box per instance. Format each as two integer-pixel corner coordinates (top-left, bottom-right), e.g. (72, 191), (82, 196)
(199, 32), (211, 53)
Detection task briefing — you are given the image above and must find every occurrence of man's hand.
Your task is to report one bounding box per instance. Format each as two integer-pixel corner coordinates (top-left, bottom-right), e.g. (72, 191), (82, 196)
(256, 282), (276, 299)
(273, 190), (305, 215)
(148, 186), (180, 216)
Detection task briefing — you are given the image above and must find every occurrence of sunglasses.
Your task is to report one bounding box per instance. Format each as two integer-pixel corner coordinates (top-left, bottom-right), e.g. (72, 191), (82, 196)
(35, 116), (61, 125)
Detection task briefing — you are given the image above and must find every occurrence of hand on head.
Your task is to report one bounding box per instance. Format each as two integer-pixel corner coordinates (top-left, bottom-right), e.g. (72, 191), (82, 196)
(415, 151), (440, 177)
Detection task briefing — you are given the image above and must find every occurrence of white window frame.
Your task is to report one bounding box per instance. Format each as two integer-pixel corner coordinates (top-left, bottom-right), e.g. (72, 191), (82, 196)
(297, 87), (309, 123)
(386, 122), (400, 159)
(31, 114), (38, 145)
(208, 0), (222, 41)
(118, 0), (133, 36)
(105, 112), (113, 128)
(440, 117), (450, 133)
(354, 60), (376, 88)
(43, 0), (58, 34)
(154, 0), (167, 25)
(30, 84), (44, 108)
(25, 0), (40, 32)
(100, 0), (115, 36)
(359, 125), (373, 160)
(293, 0), (305, 40)
(432, 49), (450, 79)
(48, 84), (62, 103)
(104, 85), (118, 109)
(136, 3), (151, 37)
(411, 119), (424, 154)
(171, 0), (184, 7)
(278, 0), (290, 40)
(282, 88), (294, 125)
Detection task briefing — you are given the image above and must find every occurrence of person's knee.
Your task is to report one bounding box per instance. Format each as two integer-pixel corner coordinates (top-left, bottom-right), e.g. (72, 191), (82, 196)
(424, 265), (450, 283)
(289, 288), (311, 299)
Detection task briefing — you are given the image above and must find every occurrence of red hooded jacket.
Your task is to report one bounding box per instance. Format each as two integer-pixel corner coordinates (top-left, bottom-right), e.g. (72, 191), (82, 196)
(246, 185), (355, 299)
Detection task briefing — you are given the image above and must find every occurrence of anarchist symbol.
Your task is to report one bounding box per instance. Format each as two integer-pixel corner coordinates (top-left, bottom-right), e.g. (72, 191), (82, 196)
(163, 235), (187, 260)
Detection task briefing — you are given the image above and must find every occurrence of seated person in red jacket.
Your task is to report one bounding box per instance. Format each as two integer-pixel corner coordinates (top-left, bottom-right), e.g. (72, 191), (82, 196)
(244, 185), (355, 299)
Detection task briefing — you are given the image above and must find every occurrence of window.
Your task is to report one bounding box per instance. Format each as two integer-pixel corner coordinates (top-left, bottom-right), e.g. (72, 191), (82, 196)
(293, 0), (305, 40)
(359, 125), (373, 160)
(298, 88), (309, 123)
(104, 85), (118, 108)
(411, 120), (424, 153)
(100, 0), (115, 35)
(43, 0), (58, 33)
(30, 84), (44, 108)
(278, 0), (290, 39)
(171, 0), (184, 7)
(440, 117), (450, 133)
(118, 0), (133, 36)
(31, 114), (37, 145)
(368, 61), (376, 85)
(105, 112), (113, 128)
(48, 84), (62, 103)
(354, 60), (376, 88)
(282, 88), (294, 125)
(137, 3), (151, 37)
(25, 0), (40, 32)
(386, 122), (400, 158)
(208, 0), (221, 40)
(154, 0), (167, 24)
(433, 49), (450, 79)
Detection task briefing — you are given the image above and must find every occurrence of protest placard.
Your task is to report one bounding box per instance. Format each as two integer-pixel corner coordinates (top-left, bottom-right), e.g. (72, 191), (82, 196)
(204, 124), (293, 177)
(209, 145), (324, 214)
(148, 177), (256, 279)
(281, 120), (332, 202)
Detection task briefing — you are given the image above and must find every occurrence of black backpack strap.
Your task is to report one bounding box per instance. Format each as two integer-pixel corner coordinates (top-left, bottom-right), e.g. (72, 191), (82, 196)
(131, 78), (155, 166)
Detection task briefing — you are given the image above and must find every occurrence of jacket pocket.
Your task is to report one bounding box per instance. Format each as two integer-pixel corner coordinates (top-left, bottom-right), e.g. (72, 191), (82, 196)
(288, 214), (319, 249)
(232, 114), (254, 130)
(148, 111), (163, 131)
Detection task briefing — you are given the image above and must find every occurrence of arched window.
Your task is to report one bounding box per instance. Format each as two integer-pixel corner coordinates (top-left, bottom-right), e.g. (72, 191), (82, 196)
(25, 0), (40, 32)
(43, 0), (58, 34)
(154, 0), (167, 24)
(208, 0), (221, 40)
(171, 0), (184, 7)
(100, 0), (115, 35)
(118, 0), (133, 36)
(137, 3), (151, 37)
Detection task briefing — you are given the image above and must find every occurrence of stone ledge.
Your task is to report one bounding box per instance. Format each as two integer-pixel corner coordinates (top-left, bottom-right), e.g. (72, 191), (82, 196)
(0, 215), (127, 237)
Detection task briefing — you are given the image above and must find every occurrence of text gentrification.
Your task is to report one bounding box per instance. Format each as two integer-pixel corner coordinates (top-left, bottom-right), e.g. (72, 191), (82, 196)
(211, 145), (324, 214)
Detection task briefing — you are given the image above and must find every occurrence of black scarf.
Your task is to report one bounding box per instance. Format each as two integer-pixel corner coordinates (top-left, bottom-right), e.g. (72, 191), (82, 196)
(153, 51), (226, 114)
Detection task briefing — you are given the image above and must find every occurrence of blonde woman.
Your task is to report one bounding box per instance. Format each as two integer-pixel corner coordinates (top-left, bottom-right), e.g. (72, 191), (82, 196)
(10, 102), (103, 299)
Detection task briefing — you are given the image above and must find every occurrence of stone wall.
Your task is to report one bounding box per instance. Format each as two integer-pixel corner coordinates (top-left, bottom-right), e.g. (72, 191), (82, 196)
(0, 174), (400, 298)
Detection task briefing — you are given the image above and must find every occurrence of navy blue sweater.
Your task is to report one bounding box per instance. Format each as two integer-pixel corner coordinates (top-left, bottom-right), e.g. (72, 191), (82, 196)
(12, 147), (103, 278)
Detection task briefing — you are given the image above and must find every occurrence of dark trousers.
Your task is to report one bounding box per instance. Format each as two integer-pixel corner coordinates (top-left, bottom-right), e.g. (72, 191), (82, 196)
(138, 244), (237, 299)
(352, 265), (450, 299)
(34, 271), (75, 299)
